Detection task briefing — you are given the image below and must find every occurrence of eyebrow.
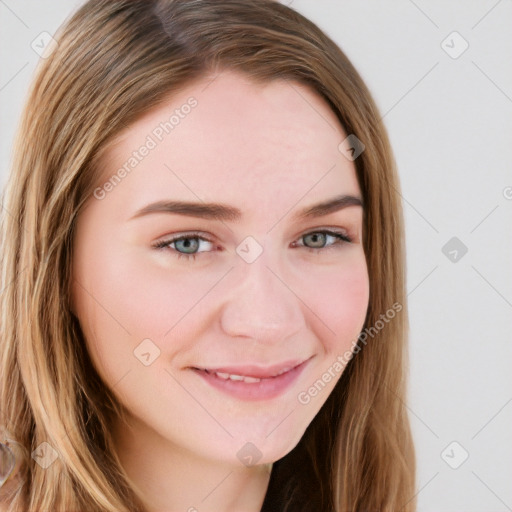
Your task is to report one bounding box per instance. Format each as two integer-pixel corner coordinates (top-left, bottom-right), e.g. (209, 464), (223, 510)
(129, 194), (363, 222)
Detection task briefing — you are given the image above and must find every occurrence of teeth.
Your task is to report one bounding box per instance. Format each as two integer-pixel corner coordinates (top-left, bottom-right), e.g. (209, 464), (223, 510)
(211, 371), (262, 383)
(227, 373), (244, 381)
(241, 376), (262, 383)
(203, 366), (295, 383)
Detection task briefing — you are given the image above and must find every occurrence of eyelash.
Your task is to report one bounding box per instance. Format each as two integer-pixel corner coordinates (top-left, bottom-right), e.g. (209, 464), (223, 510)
(151, 229), (353, 262)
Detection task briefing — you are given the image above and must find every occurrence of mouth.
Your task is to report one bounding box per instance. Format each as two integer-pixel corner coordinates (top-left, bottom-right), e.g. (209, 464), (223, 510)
(195, 359), (305, 380)
(189, 357), (312, 401)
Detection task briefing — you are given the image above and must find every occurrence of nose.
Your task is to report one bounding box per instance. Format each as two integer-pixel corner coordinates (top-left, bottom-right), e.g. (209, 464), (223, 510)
(219, 243), (305, 344)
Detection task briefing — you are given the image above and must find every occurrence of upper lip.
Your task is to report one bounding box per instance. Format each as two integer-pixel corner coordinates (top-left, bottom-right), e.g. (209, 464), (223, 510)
(192, 358), (310, 379)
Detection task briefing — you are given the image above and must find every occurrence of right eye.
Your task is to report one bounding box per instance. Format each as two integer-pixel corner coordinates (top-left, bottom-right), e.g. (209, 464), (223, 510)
(151, 232), (217, 262)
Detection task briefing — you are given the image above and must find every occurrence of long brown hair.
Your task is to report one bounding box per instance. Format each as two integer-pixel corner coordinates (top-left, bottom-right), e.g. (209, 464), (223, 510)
(0, 1), (416, 510)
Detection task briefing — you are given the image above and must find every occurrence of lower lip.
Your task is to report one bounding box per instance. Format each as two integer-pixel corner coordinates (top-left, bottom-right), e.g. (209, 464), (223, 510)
(191, 360), (310, 401)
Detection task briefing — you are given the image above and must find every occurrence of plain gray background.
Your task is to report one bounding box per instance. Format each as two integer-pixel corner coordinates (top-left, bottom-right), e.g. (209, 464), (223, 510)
(1, 1), (511, 510)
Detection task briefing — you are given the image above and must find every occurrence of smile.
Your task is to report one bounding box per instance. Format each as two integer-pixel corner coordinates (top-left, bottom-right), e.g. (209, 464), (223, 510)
(190, 358), (312, 401)
(202, 365), (294, 383)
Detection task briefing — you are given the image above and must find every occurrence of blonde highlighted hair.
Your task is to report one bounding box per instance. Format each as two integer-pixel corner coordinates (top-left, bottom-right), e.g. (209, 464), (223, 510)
(0, 0), (416, 510)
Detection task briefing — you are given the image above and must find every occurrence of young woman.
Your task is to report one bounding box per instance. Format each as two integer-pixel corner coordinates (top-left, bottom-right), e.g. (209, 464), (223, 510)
(0, 1), (416, 510)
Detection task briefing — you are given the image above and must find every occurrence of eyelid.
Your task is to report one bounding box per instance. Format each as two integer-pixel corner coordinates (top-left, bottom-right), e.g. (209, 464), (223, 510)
(152, 231), (215, 250)
(152, 225), (353, 243)
(300, 226), (351, 239)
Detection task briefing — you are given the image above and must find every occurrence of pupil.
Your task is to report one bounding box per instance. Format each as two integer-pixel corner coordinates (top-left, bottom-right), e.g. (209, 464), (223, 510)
(307, 233), (325, 248)
(177, 238), (199, 253)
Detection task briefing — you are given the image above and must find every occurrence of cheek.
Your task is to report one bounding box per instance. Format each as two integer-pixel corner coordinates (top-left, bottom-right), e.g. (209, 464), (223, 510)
(298, 253), (369, 355)
(105, 253), (219, 339)
(73, 242), (214, 371)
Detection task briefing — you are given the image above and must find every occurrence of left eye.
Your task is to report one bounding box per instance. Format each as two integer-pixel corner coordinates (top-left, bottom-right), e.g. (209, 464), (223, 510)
(294, 230), (352, 251)
(152, 229), (352, 262)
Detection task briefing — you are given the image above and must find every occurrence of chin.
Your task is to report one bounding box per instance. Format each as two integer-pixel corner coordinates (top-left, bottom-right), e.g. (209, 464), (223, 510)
(234, 425), (307, 466)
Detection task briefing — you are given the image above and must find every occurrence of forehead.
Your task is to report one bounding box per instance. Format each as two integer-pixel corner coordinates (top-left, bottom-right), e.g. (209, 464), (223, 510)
(95, 70), (361, 221)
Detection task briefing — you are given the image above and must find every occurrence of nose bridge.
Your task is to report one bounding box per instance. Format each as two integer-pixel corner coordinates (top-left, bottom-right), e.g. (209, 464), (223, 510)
(219, 240), (304, 341)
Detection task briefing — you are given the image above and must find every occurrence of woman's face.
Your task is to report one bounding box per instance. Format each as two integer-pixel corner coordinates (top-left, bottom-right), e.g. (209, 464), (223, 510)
(71, 70), (369, 466)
